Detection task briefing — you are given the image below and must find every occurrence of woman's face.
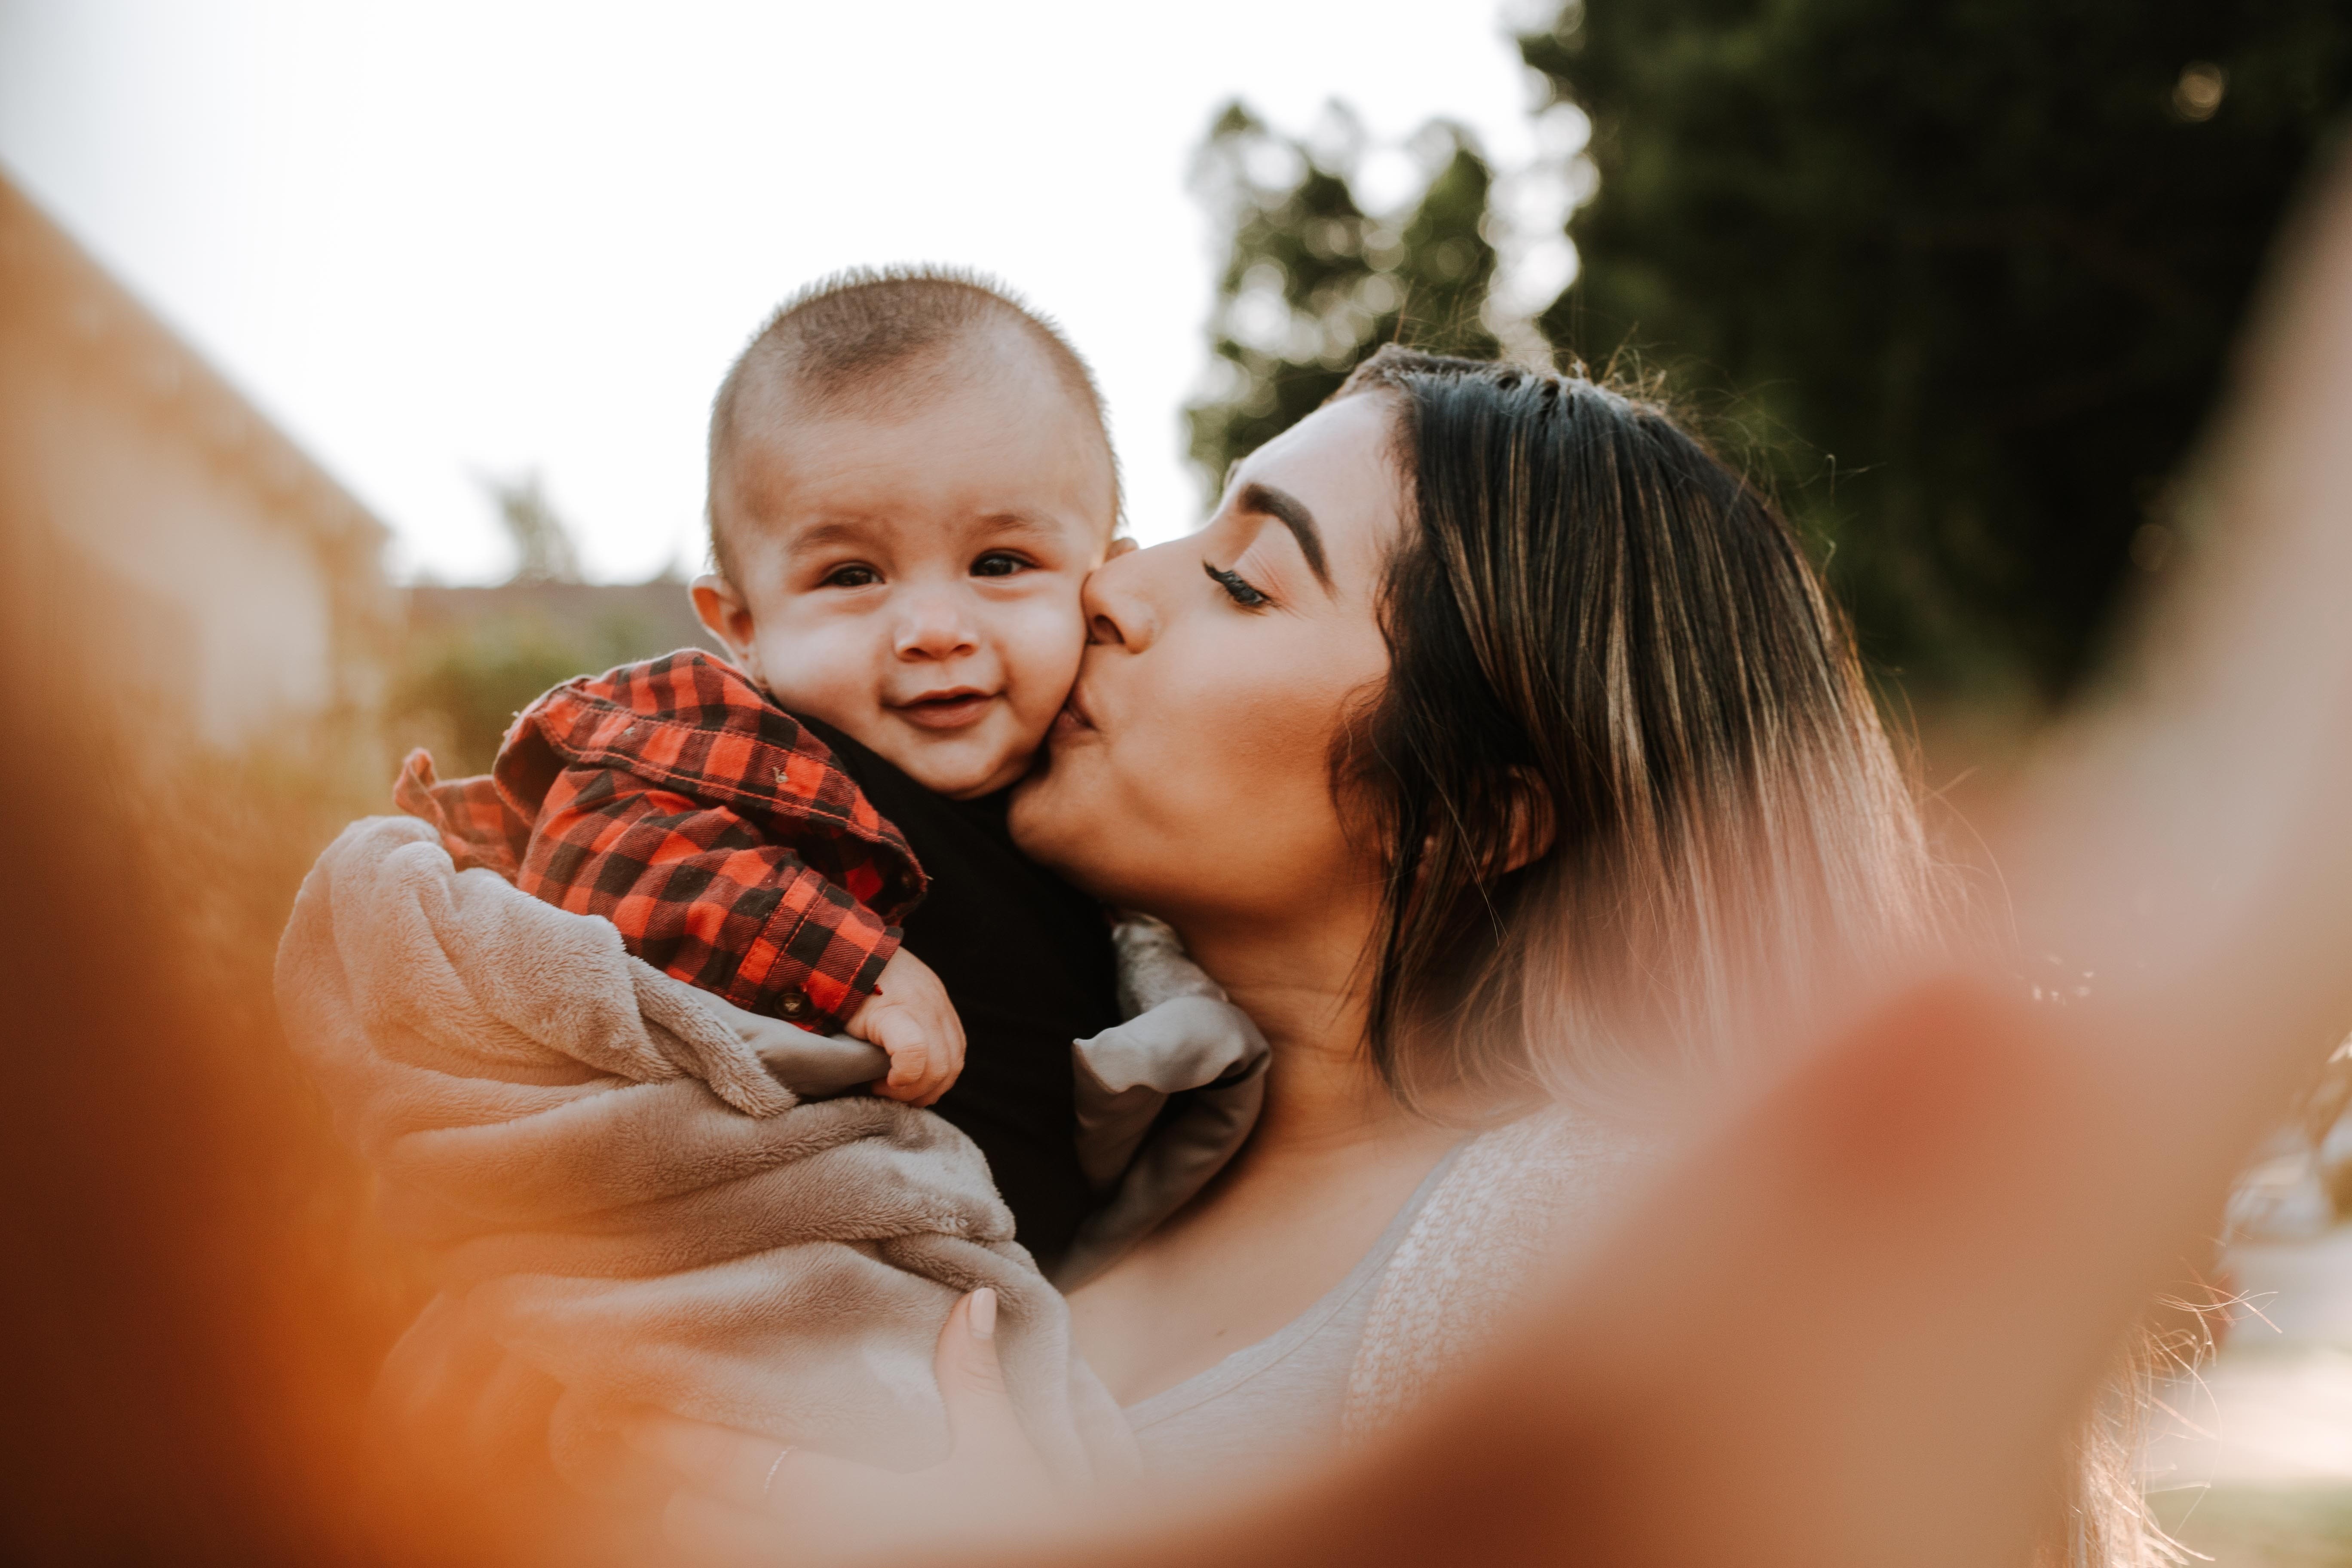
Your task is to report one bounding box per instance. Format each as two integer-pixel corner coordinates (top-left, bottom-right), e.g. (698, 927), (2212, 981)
(1008, 393), (1404, 934)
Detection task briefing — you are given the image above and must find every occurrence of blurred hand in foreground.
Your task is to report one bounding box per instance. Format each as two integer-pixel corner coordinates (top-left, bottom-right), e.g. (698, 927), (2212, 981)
(631, 1289), (1057, 1565)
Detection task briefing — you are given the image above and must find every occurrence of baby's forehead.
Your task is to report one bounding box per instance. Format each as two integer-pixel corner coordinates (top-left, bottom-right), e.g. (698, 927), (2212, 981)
(778, 319), (1085, 418)
(733, 403), (1110, 504)
(724, 366), (1115, 530)
(723, 421), (1114, 574)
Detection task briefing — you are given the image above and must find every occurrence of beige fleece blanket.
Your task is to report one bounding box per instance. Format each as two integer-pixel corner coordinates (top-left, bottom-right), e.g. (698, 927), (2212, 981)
(273, 815), (1136, 1497)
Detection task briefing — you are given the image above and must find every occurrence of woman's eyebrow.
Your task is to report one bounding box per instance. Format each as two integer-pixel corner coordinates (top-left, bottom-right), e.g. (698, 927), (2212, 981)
(1236, 481), (1330, 588)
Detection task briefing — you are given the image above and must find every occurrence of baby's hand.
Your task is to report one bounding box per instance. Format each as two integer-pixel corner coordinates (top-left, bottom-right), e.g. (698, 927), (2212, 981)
(845, 947), (965, 1106)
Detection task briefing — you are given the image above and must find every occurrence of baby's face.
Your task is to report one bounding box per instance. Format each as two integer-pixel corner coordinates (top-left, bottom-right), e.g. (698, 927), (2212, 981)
(695, 335), (1116, 800)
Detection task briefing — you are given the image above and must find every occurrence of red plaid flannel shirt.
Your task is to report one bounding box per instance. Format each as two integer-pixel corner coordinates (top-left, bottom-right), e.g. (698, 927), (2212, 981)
(394, 650), (925, 1033)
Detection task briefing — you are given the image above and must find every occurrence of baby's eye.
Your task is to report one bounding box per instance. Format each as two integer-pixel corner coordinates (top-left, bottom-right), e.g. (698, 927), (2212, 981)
(822, 564), (880, 589)
(1204, 561), (1271, 609)
(971, 551), (1032, 579)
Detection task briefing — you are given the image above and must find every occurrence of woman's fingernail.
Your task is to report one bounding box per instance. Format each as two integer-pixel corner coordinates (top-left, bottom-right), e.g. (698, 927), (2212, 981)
(969, 1288), (997, 1341)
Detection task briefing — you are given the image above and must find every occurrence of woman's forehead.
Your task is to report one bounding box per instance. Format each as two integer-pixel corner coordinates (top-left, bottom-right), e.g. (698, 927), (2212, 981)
(1230, 395), (1405, 584)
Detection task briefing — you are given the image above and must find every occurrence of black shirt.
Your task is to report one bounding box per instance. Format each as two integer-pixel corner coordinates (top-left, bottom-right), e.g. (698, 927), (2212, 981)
(799, 717), (1118, 1272)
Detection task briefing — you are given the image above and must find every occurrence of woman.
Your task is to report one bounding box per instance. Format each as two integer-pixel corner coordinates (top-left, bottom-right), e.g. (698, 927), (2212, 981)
(1026, 346), (1942, 1466)
(644, 343), (1946, 1504)
(651, 156), (2352, 1567)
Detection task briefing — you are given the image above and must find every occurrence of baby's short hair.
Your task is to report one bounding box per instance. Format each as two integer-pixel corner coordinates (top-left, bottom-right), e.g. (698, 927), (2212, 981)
(707, 266), (1117, 582)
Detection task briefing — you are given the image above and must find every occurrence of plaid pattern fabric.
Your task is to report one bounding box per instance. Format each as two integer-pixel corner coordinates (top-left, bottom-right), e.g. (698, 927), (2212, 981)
(394, 651), (926, 1032)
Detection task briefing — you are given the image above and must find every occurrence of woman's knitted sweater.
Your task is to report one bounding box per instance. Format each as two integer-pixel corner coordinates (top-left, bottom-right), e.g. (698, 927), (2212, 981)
(1342, 1106), (1652, 1442)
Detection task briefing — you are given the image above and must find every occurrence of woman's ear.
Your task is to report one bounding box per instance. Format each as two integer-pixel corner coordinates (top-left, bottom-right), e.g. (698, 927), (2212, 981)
(1421, 771), (1557, 879)
(690, 574), (764, 683)
(1496, 769), (1556, 877)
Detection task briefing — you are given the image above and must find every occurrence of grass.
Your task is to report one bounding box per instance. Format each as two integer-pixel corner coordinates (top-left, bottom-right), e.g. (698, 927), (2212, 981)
(2150, 1484), (2352, 1566)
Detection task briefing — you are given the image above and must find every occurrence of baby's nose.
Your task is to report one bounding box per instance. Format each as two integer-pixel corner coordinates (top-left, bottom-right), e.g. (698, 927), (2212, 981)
(893, 591), (979, 660)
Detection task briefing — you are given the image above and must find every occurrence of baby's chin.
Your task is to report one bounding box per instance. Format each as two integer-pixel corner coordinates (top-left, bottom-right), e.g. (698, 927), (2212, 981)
(867, 720), (1044, 801)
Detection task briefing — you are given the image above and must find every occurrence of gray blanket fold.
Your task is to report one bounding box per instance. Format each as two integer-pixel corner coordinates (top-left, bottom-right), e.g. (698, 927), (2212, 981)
(275, 816), (1139, 1492)
(1058, 919), (1270, 1288)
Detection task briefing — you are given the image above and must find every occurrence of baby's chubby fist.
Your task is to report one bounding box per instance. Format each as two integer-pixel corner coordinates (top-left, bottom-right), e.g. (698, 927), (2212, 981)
(844, 947), (966, 1106)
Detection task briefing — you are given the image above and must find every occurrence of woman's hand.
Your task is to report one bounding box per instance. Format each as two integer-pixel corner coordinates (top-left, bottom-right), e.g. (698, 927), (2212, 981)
(629, 1290), (1058, 1564)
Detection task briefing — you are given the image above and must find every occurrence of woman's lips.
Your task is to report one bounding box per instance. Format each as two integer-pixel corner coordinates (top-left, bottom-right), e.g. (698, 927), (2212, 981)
(892, 690), (995, 731)
(1050, 687), (1096, 741)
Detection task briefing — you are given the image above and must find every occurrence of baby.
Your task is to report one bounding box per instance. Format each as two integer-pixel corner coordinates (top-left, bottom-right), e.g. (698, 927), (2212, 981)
(396, 268), (1126, 1268)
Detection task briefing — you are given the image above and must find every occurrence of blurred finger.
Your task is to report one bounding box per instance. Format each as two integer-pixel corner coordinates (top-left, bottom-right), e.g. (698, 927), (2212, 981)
(933, 1290), (1044, 1470)
(627, 1411), (794, 1511)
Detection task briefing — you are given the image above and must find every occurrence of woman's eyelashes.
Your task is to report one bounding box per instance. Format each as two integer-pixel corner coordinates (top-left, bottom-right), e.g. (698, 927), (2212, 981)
(1204, 561), (1272, 609)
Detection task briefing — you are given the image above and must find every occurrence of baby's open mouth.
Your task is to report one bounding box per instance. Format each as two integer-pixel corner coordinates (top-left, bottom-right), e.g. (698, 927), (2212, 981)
(893, 689), (996, 730)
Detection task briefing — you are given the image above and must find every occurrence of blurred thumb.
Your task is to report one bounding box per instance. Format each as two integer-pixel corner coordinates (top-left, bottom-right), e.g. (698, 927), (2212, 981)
(934, 1289), (1027, 1457)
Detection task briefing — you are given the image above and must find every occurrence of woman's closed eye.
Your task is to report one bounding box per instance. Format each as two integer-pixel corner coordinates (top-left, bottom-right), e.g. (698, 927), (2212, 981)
(1204, 561), (1272, 610)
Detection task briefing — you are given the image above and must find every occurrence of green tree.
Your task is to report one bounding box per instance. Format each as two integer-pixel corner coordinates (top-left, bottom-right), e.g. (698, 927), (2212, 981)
(1520, 0), (2352, 699)
(1185, 102), (1504, 503)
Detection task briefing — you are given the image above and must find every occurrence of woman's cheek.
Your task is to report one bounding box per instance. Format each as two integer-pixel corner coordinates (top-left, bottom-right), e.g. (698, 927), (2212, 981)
(1161, 643), (1339, 816)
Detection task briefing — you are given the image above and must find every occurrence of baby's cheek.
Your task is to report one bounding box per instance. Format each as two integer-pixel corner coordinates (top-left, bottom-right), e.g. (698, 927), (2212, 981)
(751, 621), (881, 726)
(994, 588), (1090, 719)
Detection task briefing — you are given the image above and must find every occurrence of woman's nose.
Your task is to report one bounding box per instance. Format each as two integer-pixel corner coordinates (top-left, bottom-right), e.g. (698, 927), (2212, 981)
(892, 587), (979, 661)
(1081, 540), (1160, 653)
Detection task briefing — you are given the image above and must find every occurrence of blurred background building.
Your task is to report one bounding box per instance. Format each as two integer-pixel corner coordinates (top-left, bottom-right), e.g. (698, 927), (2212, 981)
(0, 173), (395, 765)
(0, 168), (714, 784)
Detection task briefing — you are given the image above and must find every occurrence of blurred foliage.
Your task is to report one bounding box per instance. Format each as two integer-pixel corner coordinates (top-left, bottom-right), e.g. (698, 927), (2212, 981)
(1518, 0), (2352, 699)
(389, 484), (708, 778)
(391, 600), (697, 778)
(485, 469), (582, 585)
(1185, 102), (1503, 503)
(391, 614), (588, 777)
(2148, 1482), (2352, 1567)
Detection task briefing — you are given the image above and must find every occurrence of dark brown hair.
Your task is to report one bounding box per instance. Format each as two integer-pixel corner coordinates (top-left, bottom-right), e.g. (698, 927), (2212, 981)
(1333, 346), (1944, 1107)
(706, 266), (1117, 580)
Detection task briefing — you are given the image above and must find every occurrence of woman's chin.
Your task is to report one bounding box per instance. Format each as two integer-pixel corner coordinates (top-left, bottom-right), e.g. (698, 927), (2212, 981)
(1007, 746), (1098, 867)
(1005, 753), (1062, 834)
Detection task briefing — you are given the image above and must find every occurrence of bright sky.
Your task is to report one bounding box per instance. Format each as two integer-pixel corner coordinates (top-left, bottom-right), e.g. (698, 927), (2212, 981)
(0, 0), (1559, 582)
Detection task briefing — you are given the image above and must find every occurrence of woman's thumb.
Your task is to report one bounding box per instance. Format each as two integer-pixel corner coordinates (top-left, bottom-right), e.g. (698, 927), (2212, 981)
(934, 1289), (1026, 1455)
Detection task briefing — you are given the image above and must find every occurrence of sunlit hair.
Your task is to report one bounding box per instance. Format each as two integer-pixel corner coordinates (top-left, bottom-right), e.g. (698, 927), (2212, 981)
(1332, 345), (1951, 1110)
(705, 264), (1119, 581)
(1332, 350), (2205, 1566)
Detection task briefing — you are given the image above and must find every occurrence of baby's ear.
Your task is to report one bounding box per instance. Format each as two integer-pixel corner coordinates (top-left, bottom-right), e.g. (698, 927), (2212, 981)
(690, 573), (761, 676)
